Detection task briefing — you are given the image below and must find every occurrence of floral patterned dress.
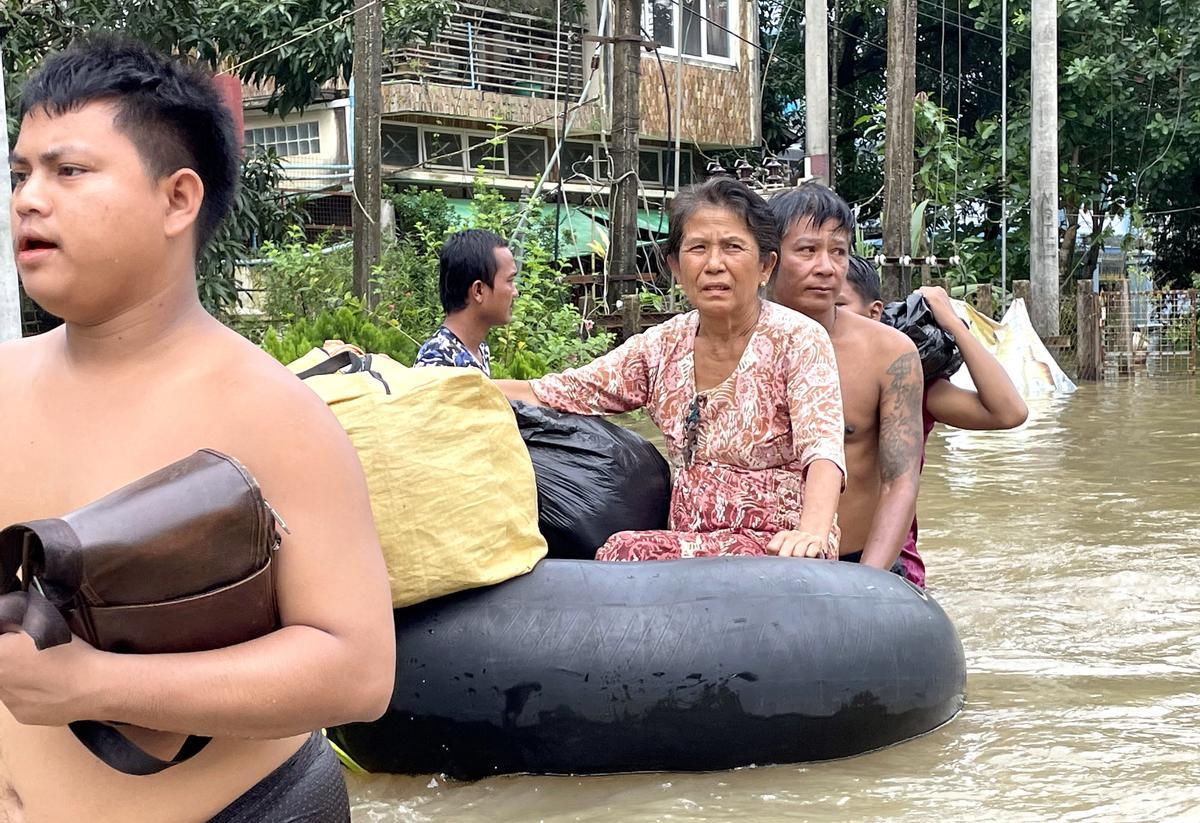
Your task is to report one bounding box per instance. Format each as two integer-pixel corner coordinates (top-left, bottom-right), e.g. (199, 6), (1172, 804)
(530, 300), (846, 561)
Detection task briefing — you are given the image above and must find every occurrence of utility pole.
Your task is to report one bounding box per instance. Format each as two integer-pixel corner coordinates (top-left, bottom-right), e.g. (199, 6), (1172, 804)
(1000, 0), (1008, 306)
(0, 55), (21, 342)
(804, 0), (830, 184)
(352, 0), (383, 306)
(608, 0), (642, 280)
(827, 0), (843, 189)
(881, 0), (916, 303)
(1029, 0), (1059, 336)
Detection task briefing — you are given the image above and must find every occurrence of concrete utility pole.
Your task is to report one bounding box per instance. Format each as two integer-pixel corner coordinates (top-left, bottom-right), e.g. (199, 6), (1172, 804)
(352, 0), (383, 306)
(804, 0), (830, 184)
(608, 0), (642, 280)
(880, 0), (916, 302)
(1029, 0), (1059, 336)
(0, 55), (21, 341)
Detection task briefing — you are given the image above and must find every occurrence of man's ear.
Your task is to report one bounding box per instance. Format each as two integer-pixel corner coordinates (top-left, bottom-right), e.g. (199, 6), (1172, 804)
(471, 280), (486, 304)
(161, 168), (205, 242)
(869, 300), (884, 322)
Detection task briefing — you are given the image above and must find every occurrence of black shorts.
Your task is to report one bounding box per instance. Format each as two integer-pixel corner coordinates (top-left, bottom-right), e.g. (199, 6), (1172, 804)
(208, 733), (349, 823)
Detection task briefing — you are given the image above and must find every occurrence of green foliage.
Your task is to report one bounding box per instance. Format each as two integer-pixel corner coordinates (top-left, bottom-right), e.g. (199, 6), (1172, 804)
(759, 0), (1200, 293)
(260, 303), (421, 365)
(255, 181), (613, 379)
(1, 0), (452, 118)
(386, 186), (459, 244)
(199, 151), (310, 318)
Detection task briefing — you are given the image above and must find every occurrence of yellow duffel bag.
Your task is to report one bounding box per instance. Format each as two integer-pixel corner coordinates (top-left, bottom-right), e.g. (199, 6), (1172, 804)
(289, 347), (547, 607)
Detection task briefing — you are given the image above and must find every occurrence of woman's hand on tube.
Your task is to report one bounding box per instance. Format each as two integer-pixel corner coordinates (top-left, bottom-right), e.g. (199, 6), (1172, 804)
(766, 529), (831, 559)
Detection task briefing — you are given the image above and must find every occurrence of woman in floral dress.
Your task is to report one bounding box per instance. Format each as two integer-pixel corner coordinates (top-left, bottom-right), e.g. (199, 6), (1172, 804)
(499, 178), (845, 561)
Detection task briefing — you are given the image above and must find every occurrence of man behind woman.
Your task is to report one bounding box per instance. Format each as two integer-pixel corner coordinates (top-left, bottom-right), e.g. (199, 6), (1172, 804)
(500, 178), (847, 562)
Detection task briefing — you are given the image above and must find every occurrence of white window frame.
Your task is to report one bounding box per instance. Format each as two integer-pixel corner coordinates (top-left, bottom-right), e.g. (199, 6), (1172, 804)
(410, 126), (532, 175)
(381, 124), (421, 167)
(420, 127), (472, 171)
(643, 0), (738, 66)
(244, 120), (322, 157)
(639, 148), (663, 184)
(463, 129), (508, 174)
(558, 140), (608, 182)
(662, 148), (694, 187)
(507, 135), (549, 179)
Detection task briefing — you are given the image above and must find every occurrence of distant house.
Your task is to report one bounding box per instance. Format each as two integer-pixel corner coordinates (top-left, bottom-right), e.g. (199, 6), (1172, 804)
(238, 0), (764, 252)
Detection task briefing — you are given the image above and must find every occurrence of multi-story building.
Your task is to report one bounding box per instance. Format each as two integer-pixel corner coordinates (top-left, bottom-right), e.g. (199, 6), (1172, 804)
(239, 0), (763, 252)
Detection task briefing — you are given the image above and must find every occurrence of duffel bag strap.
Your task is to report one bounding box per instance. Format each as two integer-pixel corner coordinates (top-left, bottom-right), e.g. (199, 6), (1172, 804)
(68, 721), (211, 776)
(0, 588), (72, 650)
(295, 349), (367, 380)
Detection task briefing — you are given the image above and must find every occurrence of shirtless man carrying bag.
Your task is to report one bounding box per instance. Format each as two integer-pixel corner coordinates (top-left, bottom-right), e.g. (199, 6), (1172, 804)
(0, 36), (395, 822)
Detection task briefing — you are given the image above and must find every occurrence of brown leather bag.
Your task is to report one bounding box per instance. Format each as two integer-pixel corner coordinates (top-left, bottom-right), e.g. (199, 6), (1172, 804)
(0, 449), (284, 775)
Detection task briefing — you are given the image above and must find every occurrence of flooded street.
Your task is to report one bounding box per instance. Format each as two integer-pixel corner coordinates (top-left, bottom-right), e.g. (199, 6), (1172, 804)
(349, 378), (1200, 822)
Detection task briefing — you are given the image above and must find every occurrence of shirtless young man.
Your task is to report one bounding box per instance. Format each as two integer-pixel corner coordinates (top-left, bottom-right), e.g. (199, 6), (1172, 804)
(767, 185), (923, 573)
(0, 37), (395, 822)
(838, 261), (1028, 584)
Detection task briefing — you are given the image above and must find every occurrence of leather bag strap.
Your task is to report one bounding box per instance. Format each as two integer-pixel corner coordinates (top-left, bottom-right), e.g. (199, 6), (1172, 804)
(68, 721), (211, 776)
(0, 588), (72, 650)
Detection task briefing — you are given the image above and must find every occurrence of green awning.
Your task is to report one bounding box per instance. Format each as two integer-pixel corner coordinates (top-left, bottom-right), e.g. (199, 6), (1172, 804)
(442, 199), (610, 259)
(586, 207), (670, 235)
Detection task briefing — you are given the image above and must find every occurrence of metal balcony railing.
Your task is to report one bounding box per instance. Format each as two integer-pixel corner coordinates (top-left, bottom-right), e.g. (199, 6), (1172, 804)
(383, 3), (585, 100)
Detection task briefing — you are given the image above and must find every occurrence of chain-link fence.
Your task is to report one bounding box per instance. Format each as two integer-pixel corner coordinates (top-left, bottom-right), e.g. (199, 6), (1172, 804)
(1096, 284), (1197, 378)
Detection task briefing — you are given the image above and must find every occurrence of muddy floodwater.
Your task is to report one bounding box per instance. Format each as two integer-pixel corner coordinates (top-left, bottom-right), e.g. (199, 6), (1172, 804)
(348, 377), (1200, 822)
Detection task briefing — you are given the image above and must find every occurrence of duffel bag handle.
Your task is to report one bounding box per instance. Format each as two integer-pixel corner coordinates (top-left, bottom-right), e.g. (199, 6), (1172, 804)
(295, 349), (367, 380)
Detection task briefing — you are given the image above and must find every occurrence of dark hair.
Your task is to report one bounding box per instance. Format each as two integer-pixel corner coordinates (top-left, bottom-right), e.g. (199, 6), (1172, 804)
(665, 177), (780, 265)
(19, 34), (239, 252)
(846, 255), (882, 303)
(767, 182), (854, 238)
(439, 229), (509, 313)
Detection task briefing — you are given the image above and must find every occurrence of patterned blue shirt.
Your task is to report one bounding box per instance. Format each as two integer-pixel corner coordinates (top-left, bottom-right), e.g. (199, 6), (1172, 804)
(413, 325), (491, 376)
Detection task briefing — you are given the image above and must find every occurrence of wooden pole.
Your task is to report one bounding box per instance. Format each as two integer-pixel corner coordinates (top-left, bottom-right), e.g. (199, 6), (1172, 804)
(1029, 0), (1059, 336)
(608, 0), (642, 282)
(805, 0), (830, 184)
(972, 283), (995, 318)
(1013, 278), (1031, 306)
(1075, 280), (1100, 380)
(881, 0), (916, 303)
(352, 0), (383, 307)
(0, 55), (22, 341)
(621, 295), (642, 340)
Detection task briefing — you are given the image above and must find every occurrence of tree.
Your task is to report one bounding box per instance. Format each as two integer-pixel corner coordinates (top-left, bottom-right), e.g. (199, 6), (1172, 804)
(759, 0), (1200, 295)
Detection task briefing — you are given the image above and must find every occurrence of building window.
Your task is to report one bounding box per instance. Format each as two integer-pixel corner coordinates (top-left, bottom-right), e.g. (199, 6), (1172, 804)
(649, 0), (674, 49)
(662, 149), (694, 187)
(639, 150), (662, 184)
(423, 130), (464, 170)
(382, 125), (419, 167)
(559, 141), (599, 181)
(244, 121), (321, 157)
(644, 0), (735, 62)
(509, 136), (547, 178)
(467, 133), (506, 171)
(706, 0), (731, 58)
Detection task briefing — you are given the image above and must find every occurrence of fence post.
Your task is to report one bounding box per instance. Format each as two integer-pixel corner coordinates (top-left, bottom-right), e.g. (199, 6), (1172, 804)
(1076, 280), (1101, 380)
(1013, 279), (1031, 306)
(972, 283), (995, 318)
(1191, 288), (1198, 374)
(1118, 278), (1133, 374)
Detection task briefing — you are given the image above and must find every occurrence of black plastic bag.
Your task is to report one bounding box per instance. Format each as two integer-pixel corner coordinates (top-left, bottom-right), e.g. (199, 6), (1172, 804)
(880, 293), (965, 382)
(512, 402), (671, 560)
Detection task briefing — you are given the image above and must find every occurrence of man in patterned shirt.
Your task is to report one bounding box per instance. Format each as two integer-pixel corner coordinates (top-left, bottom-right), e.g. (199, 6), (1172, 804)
(413, 229), (518, 376)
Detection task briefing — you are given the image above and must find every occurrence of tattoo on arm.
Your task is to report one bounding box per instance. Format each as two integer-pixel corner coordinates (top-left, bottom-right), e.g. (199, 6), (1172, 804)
(879, 351), (923, 482)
